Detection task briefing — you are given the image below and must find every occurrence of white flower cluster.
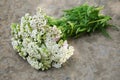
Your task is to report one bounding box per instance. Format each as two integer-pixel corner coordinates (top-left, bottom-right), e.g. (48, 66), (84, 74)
(11, 8), (74, 70)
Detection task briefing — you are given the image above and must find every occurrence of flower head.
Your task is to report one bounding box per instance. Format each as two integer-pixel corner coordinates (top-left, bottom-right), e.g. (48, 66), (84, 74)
(11, 8), (74, 70)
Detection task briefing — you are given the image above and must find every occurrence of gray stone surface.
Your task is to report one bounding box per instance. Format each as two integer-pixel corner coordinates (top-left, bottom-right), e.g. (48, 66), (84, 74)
(0, 0), (120, 80)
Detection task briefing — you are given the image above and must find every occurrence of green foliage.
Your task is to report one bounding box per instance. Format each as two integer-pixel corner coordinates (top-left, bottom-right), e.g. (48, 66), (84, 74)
(46, 4), (111, 39)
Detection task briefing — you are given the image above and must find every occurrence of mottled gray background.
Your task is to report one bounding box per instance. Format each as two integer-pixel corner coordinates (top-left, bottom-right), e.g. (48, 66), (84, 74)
(0, 0), (120, 80)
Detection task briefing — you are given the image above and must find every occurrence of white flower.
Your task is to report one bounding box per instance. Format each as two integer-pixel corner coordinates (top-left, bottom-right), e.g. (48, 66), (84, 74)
(31, 29), (37, 38)
(27, 56), (42, 70)
(11, 7), (74, 70)
(11, 38), (18, 49)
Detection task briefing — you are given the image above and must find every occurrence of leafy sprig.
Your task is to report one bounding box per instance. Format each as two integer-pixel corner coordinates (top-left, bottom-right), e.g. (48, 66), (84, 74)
(46, 4), (111, 39)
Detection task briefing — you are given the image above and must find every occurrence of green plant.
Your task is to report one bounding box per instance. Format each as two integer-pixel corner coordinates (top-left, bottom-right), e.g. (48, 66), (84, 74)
(46, 4), (111, 39)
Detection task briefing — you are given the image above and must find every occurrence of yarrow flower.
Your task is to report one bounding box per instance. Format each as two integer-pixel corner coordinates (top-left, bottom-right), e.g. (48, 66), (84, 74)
(11, 7), (74, 70)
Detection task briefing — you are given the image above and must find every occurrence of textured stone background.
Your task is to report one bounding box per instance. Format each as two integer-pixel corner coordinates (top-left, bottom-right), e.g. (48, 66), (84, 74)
(0, 0), (120, 80)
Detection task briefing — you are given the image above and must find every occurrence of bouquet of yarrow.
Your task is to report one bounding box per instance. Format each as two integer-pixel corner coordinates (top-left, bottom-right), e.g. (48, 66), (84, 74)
(11, 4), (112, 70)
